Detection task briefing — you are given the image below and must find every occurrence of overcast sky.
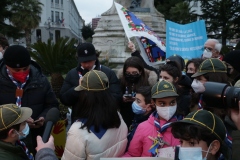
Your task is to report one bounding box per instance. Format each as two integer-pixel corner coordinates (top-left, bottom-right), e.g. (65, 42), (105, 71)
(73, 0), (113, 25)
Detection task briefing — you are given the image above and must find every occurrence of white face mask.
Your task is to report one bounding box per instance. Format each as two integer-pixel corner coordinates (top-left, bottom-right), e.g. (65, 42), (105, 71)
(179, 144), (212, 160)
(156, 105), (176, 121)
(202, 49), (212, 59)
(191, 79), (205, 93)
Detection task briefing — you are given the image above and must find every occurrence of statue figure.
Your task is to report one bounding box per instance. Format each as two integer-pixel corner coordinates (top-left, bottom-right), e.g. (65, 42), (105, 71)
(130, 0), (142, 8)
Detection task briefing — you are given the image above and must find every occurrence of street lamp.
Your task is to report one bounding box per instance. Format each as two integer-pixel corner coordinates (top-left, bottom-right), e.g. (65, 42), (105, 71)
(47, 17), (52, 40)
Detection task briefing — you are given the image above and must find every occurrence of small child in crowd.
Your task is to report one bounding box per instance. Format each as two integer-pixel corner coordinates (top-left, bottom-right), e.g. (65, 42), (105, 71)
(124, 80), (182, 157)
(127, 86), (155, 150)
(171, 109), (227, 160)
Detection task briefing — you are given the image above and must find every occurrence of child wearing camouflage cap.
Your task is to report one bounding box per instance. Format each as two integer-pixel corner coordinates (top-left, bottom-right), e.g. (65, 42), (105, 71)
(124, 80), (182, 158)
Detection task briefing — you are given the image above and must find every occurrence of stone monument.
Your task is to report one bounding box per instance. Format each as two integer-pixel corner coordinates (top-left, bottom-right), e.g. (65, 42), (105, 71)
(92, 0), (166, 66)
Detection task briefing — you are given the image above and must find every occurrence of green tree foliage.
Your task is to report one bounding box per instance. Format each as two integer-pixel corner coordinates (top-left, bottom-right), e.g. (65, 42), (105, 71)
(198, 0), (240, 45)
(30, 37), (77, 74)
(0, 0), (23, 38)
(154, 0), (185, 21)
(81, 23), (94, 41)
(169, 1), (197, 24)
(10, 0), (43, 48)
(220, 45), (230, 56)
(30, 37), (77, 97)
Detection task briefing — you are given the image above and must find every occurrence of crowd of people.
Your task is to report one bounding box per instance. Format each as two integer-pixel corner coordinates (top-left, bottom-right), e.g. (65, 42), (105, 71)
(0, 32), (240, 160)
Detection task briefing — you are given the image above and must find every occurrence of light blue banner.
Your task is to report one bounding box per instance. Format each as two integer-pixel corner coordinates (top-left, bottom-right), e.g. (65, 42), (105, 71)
(166, 20), (207, 60)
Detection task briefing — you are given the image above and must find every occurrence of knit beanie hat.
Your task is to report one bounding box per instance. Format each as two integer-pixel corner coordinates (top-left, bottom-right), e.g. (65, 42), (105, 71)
(3, 45), (31, 68)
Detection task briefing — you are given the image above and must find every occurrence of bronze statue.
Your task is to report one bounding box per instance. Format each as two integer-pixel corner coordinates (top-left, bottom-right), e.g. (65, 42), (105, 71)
(130, 0), (142, 8)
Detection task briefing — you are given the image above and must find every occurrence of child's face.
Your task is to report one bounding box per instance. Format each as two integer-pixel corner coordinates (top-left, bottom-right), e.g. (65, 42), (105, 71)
(135, 93), (152, 114)
(159, 71), (176, 83)
(154, 97), (176, 107)
(179, 139), (209, 158)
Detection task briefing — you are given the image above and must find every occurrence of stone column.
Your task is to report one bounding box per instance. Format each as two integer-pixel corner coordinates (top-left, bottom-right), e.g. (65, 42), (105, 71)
(92, 0), (166, 66)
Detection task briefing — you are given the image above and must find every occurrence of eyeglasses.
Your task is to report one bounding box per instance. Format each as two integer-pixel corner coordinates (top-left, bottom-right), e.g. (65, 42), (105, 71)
(204, 47), (213, 52)
(125, 71), (139, 76)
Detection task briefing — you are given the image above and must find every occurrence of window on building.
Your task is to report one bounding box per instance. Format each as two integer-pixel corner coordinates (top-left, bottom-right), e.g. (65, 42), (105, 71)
(51, 0), (53, 3)
(61, 12), (63, 20)
(51, 11), (54, 22)
(55, 11), (59, 23)
(55, 30), (61, 42)
(55, 0), (59, 4)
(61, 0), (63, 5)
(36, 29), (41, 42)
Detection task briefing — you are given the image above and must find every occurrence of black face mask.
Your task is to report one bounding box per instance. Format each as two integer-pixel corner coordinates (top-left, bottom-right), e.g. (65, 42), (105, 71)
(186, 73), (194, 81)
(125, 74), (141, 83)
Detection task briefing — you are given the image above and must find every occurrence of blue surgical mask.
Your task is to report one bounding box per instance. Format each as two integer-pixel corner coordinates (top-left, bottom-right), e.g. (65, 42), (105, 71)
(132, 102), (146, 115)
(178, 144), (212, 160)
(16, 123), (30, 140)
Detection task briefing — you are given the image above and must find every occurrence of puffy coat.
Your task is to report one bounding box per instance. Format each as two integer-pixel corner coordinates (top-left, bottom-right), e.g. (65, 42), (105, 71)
(0, 60), (59, 155)
(62, 114), (128, 160)
(123, 113), (180, 157)
(0, 61), (59, 119)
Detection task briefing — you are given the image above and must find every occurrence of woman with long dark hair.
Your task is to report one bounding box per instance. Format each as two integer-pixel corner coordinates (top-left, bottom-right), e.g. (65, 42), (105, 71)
(160, 60), (192, 116)
(117, 56), (158, 128)
(62, 70), (128, 160)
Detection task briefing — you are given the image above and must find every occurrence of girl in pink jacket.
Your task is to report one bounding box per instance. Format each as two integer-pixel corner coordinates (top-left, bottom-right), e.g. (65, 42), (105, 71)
(123, 80), (182, 157)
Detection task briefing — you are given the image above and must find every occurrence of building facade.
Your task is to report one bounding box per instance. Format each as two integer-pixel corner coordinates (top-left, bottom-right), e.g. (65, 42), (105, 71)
(92, 17), (101, 30)
(8, 0), (84, 45)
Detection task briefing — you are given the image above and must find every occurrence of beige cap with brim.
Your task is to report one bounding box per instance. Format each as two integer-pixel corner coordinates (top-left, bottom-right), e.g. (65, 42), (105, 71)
(75, 70), (109, 92)
(0, 104), (32, 131)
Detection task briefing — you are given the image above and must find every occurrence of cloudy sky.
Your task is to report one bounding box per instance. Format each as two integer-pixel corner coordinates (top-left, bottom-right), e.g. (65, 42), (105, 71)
(73, 0), (113, 24)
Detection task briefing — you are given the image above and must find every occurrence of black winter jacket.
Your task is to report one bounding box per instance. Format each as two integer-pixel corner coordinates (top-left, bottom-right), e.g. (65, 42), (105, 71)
(0, 60), (59, 155)
(0, 61), (59, 119)
(59, 60), (122, 123)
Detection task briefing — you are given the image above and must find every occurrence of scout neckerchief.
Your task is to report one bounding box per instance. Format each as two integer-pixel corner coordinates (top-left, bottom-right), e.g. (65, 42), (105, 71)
(149, 111), (182, 157)
(225, 131), (232, 149)
(76, 119), (107, 139)
(198, 94), (203, 109)
(219, 132), (232, 160)
(6, 68), (29, 107)
(16, 140), (34, 160)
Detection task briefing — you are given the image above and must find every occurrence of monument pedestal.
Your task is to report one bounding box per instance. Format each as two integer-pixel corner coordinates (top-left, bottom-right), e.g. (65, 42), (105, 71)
(92, 1), (166, 66)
